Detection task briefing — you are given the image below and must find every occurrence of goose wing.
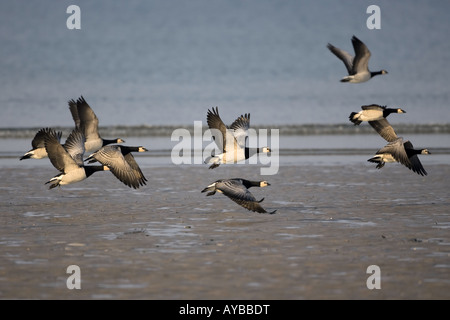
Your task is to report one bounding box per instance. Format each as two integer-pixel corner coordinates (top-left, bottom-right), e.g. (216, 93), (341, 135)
(68, 98), (81, 129)
(87, 146), (147, 184)
(217, 180), (268, 213)
(377, 138), (412, 168)
(75, 96), (101, 141)
(89, 145), (142, 189)
(230, 113), (250, 149)
(404, 141), (427, 176)
(351, 35), (371, 74)
(123, 152), (147, 186)
(361, 104), (384, 111)
(44, 130), (80, 173)
(63, 128), (86, 166)
(327, 43), (354, 75)
(31, 128), (62, 149)
(207, 107), (228, 152)
(369, 118), (399, 142)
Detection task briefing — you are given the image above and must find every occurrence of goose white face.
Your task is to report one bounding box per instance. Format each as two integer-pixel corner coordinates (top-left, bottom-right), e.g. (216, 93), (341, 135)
(138, 147), (148, 152)
(262, 147), (271, 153)
(260, 181), (270, 187)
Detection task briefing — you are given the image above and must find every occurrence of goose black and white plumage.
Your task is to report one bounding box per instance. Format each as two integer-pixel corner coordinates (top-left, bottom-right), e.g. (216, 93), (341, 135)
(349, 104), (406, 125)
(327, 35), (388, 83)
(367, 137), (430, 176)
(44, 128), (109, 189)
(349, 104), (406, 142)
(204, 107), (271, 169)
(85, 145), (148, 189)
(20, 127), (63, 160)
(201, 178), (276, 214)
(68, 96), (125, 153)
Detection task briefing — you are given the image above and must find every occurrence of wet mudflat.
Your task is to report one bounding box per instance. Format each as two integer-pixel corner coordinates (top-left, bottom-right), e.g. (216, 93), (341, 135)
(0, 163), (449, 299)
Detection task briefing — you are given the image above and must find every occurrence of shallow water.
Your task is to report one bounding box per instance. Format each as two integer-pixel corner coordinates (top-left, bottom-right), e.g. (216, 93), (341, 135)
(2, 132), (449, 172)
(1, 1), (450, 128)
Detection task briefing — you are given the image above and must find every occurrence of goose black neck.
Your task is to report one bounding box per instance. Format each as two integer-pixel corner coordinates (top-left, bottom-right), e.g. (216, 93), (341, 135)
(102, 138), (120, 147)
(383, 108), (395, 117)
(84, 165), (106, 178)
(120, 146), (139, 154)
(245, 147), (261, 159)
(241, 179), (260, 189)
(406, 148), (422, 157)
(371, 70), (383, 77)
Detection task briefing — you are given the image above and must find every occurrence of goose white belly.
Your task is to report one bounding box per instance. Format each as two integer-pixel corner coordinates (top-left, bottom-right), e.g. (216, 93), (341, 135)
(375, 154), (397, 163)
(342, 71), (371, 83)
(60, 168), (88, 185)
(354, 110), (383, 122)
(206, 149), (246, 165)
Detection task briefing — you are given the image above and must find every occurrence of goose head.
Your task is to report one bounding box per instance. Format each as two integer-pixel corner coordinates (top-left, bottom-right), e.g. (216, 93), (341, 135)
(259, 181), (270, 187)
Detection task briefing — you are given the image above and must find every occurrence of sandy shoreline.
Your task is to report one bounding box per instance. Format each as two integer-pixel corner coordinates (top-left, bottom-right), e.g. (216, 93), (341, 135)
(0, 162), (449, 299)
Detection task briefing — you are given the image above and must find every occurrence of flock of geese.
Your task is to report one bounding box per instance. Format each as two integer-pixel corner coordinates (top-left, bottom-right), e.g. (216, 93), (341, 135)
(20, 96), (147, 190)
(202, 106), (275, 213)
(349, 104), (430, 176)
(328, 35), (430, 176)
(19, 35), (431, 214)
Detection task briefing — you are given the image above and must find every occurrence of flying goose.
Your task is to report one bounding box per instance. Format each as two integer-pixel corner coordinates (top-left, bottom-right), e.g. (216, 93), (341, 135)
(349, 104), (406, 125)
(367, 137), (430, 176)
(204, 107), (271, 169)
(68, 96), (125, 153)
(85, 145), (148, 189)
(44, 128), (109, 189)
(349, 104), (406, 142)
(20, 127), (62, 160)
(327, 35), (388, 83)
(201, 178), (276, 214)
